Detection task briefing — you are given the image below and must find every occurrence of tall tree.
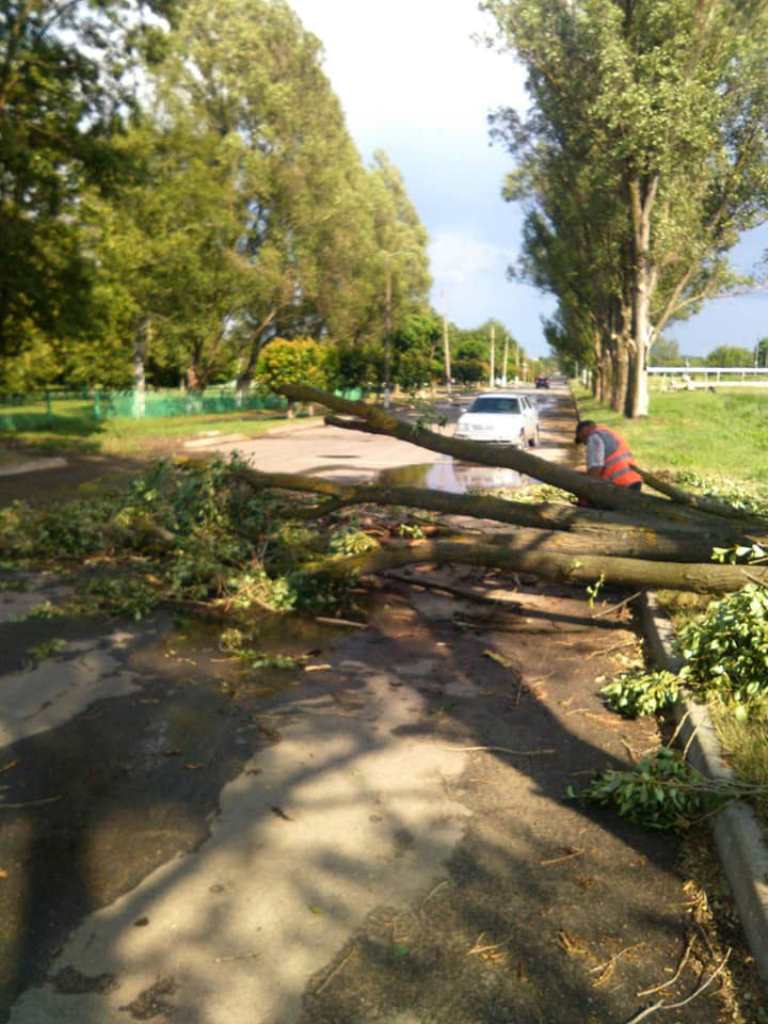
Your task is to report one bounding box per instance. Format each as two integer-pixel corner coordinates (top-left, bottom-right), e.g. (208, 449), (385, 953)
(485, 0), (768, 417)
(0, 0), (176, 369)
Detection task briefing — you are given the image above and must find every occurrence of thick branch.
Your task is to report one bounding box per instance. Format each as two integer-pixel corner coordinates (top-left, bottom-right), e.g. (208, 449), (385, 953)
(275, 384), (761, 529)
(305, 540), (768, 594)
(236, 468), (738, 557)
(638, 467), (767, 526)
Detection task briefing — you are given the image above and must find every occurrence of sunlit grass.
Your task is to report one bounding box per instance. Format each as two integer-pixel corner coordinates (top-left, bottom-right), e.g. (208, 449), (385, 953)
(574, 385), (768, 485)
(710, 706), (768, 822)
(0, 408), (318, 458)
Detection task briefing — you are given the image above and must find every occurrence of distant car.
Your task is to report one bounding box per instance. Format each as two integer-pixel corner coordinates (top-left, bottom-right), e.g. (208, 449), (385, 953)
(454, 392), (539, 447)
(535, 376), (550, 389)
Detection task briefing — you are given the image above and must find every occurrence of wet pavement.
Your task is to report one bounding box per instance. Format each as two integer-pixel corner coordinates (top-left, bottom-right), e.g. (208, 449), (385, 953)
(203, 387), (579, 492)
(0, 388), (758, 1022)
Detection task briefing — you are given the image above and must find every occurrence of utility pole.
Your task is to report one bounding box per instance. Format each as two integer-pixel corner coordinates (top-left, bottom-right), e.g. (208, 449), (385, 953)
(442, 314), (452, 394)
(502, 333), (509, 386)
(489, 323), (496, 388)
(383, 265), (392, 408)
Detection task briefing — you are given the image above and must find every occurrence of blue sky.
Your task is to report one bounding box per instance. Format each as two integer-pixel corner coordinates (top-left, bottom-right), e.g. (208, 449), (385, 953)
(290, 0), (768, 359)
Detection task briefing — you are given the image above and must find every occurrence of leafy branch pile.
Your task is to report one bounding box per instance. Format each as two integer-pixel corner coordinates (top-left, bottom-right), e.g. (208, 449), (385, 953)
(569, 749), (715, 830)
(601, 584), (768, 721)
(0, 457), (386, 620)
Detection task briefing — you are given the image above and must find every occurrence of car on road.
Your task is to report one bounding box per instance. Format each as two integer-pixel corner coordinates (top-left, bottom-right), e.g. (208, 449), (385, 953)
(535, 376), (550, 388)
(453, 392), (540, 447)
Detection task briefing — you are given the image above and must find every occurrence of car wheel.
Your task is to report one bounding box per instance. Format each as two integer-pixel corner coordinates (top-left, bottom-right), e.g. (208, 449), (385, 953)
(528, 426), (540, 448)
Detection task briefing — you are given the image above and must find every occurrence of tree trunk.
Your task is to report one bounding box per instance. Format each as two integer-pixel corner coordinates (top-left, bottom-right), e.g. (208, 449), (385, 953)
(132, 316), (149, 419)
(305, 538), (768, 594)
(237, 468), (745, 551)
(275, 383), (764, 531)
(612, 344), (629, 413)
(626, 174), (659, 418)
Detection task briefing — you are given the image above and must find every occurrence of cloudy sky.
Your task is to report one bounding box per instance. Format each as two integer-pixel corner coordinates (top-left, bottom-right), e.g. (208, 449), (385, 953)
(290, 0), (768, 359)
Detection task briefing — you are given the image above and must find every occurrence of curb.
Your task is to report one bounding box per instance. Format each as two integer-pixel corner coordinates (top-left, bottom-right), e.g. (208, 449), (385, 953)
(637, 590), (768, 989)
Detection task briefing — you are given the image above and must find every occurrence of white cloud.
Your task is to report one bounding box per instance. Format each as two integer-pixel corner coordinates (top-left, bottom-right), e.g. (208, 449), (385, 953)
(290, 0), (527, 155)
(430, 231), (508, 289)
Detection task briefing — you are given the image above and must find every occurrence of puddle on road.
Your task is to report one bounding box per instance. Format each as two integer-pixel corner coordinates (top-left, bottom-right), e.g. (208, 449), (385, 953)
(379, 459), (533, 494)
(132, 609), (351, 704)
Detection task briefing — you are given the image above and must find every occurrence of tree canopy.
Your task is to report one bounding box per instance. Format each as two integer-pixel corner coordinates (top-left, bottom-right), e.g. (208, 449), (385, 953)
(0, 0), (447, 393)
(485, 0), (768, 417)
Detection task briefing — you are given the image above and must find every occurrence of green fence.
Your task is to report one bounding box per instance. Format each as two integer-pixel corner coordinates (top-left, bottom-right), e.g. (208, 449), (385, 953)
(0, 386), (365, 431)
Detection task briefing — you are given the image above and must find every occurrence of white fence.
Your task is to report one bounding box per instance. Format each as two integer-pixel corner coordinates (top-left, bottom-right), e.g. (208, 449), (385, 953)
(648, 366), (768, 388)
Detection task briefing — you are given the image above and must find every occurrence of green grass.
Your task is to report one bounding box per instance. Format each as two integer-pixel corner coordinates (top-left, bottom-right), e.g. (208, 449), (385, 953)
(573, 385), (768, 485)
(710, 706), (768, 822)
(0, 409), (317, 458)
(575, 384), (768, 825)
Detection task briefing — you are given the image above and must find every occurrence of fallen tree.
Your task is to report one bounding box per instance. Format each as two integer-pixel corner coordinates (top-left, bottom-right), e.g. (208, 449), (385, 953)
(235, 383), (768, 594)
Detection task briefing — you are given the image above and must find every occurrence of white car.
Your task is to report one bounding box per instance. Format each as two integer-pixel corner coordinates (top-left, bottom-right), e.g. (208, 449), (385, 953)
(453, 392), (540, 447)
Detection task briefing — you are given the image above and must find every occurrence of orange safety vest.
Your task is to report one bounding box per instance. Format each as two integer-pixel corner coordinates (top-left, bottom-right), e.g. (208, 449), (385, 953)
(593, 426), (642, 488)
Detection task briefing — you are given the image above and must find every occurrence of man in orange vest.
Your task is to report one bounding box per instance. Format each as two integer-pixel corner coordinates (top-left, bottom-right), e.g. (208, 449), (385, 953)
(574, 421), (642, 499)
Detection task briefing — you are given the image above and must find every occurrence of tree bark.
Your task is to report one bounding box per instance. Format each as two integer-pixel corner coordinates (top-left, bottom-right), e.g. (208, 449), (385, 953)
(305, 539), (768, 594)
(237, 468), (743, 555)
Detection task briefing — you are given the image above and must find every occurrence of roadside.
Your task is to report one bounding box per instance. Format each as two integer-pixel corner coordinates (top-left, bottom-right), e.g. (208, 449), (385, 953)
(0, 388), (763, 1022)
(0, 416), (322, 508)
(572, 382), (768, 487)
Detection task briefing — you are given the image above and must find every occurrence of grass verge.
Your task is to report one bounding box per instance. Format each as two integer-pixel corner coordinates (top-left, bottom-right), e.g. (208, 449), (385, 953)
(574, 384), (768, 830)
(0, 410), (318, 458)
(573, 384), (768, 485)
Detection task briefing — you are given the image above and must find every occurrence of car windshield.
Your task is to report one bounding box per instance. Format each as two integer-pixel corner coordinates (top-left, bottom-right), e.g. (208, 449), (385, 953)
(468, 397), (521, 414)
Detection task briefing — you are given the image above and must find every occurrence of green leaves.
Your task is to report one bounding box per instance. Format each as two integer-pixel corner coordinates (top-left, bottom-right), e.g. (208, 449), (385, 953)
(572, 748), (712, 830)
(600, 670), (680, 718)
(679, 585), (768, 709)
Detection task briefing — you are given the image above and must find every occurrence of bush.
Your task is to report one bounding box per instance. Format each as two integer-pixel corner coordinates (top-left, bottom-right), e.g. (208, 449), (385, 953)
(255, 337), (331, 392)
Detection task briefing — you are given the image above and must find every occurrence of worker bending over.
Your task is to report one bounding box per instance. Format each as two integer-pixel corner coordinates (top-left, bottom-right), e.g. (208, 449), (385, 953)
(574, 420), (642, 492)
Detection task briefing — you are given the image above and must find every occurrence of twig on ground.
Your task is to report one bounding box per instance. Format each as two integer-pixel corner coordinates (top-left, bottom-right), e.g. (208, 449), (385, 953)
(0, 761), (18, 774)
(682, 722), (702, 760)
(661, 947), (731, 1009)
(315, 616), (367, 628)
(621, 738), (640, 763)
(590, 943), (644, 988)
(622, 1000), (666, 1024)
(636, 934), (696, 997)
(665, 709), (692, 751)
(586, 639), (639, 660)
(420, 879), (450, 915)
(437, 745), (556, 756)
(621, 947), (731, 1022)
(0, 795), (62, 809)
(314, 949), (356, 995)
(592, 592), (643, 619)
(467, 933), (512, 957)
(540, 848), (585, 867)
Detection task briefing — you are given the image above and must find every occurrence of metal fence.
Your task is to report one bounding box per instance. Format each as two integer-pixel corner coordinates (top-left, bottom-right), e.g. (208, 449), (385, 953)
(0, 386), (364, 431)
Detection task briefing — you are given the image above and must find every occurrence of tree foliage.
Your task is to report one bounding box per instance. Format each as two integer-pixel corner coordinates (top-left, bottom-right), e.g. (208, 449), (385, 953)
(485, 0), (768, 417)
(705, 345), (755, 368)
(0, 0), (177, 371)
(0, 0), (435, 393)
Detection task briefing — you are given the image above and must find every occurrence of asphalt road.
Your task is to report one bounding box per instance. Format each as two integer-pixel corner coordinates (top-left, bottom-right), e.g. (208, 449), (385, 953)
(0, 388), (755, 1023)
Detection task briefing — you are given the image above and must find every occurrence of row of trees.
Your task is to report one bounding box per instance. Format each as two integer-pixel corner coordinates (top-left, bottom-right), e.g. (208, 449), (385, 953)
(485, 0), (768, 417)
(2, 0), (463, 394)
(649, 338), (768, 368)
(251, 316), (535, 396)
